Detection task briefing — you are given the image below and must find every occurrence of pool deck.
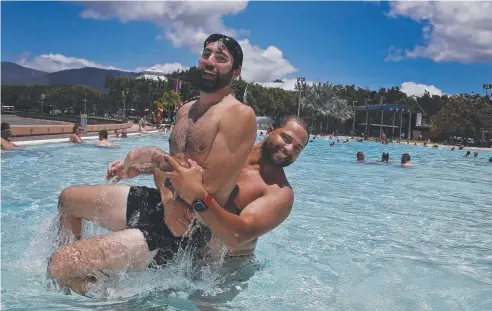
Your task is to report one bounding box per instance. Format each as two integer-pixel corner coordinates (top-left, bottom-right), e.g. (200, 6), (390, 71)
(12, 124), (160, 146)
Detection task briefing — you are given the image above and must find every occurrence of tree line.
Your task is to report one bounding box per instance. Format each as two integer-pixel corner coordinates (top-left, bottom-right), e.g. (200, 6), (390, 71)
(1, 66), (491, 142)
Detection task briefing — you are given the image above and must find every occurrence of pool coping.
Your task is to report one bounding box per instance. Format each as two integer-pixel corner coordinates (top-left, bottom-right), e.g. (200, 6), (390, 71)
(15, 130), (160, 146)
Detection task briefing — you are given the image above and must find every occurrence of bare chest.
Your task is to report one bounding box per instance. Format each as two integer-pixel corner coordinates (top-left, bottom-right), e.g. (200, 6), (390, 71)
(169, 105), (218, 160)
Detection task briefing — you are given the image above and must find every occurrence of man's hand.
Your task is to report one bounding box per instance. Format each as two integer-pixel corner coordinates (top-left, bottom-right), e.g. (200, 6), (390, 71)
(163, 155), (207, 205)
(154, 168), (194, 236)
(122, 146), (187, 177)
(106, 159), (139, 183)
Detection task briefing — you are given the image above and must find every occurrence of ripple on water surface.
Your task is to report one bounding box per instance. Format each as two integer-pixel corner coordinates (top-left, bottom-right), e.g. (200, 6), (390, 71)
(2, 135), (492, 310)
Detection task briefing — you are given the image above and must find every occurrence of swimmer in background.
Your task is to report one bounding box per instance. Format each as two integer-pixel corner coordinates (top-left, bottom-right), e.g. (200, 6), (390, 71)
(138, 117), (149, 134)
(120, 129), (128, 138)
(401, 153), (413, 167)
(473, 151), (478, 158)
(489, 157), (492, 163)
(1, 122), (19, 151)
(465, 151), (471, 158)
(357, 151), (365, 163)
(381, 152), (389, 163)
(69, 123), (84, 143)
(114, 129), (121, 138)
(95, 130), (115, 147)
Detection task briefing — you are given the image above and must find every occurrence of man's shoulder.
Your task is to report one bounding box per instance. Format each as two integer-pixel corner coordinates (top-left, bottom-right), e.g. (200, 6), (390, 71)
(222, 97), (256, 123)
(219, 104), (256, 139)
(177, 97), (200, 114)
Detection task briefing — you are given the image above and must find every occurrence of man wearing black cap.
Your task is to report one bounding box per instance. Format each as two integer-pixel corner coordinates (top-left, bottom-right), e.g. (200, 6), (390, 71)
(48, 34), (258, 296)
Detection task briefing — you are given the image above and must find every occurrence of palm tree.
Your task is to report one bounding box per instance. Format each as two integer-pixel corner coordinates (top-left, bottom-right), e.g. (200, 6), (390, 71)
(161, 90), (181, 122)
(329, 96), (354, 123)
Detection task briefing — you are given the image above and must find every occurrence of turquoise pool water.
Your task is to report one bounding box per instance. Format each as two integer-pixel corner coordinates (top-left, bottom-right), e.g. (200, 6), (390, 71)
(2, 133), (492, 310)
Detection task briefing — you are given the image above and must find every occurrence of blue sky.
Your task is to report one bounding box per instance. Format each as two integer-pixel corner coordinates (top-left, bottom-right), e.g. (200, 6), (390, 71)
(2, 1), (491, 96)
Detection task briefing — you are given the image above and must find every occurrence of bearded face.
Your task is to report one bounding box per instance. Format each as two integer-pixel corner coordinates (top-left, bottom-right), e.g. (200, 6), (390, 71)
(262, 121), (309, 168)
(198, 66), (235, 94)
(198, 39), (238, 93)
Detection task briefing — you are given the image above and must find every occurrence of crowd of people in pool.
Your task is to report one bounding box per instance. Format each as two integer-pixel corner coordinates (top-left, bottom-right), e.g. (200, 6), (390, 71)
(302, 131), (492, 164)
(69, 123), (128, 147)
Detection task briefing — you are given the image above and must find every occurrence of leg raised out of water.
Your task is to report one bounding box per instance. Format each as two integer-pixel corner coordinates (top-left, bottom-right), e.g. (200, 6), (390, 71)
(56, 184), (130, 245)
(48, 229), (152, 296)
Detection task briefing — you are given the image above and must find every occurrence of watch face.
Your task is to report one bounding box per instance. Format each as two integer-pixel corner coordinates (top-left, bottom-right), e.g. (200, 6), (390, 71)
(192, 200), (207, 212)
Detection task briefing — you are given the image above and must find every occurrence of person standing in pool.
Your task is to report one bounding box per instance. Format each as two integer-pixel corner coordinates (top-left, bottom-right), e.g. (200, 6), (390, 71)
(69, 123), (84, 143)
(401, 153), (413, 167)
(356, 151), (365, 163)
(152, 116), (309, 256)
(47, 34), (257, 295)
(95, 130), (115, 147)
(1, 122), (19, 150)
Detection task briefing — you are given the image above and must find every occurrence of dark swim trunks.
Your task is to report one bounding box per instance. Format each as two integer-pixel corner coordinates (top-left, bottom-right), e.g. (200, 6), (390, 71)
(126, 186), (187, 267)
(126, 186), (210, 267)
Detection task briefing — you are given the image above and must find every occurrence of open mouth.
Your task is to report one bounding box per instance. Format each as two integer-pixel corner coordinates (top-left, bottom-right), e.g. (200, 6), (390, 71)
(274, 149), (288, 161)
(202, 71), (217, 79)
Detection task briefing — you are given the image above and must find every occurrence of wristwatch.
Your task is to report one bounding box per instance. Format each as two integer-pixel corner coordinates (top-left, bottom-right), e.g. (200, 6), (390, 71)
(191, 193), (212, 213)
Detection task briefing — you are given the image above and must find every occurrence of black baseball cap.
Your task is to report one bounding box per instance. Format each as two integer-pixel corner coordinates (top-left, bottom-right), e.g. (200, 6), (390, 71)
(204, 34), (243, 69)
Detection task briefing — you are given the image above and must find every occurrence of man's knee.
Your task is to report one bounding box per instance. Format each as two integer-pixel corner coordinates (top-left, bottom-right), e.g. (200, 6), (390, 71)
(47, 251), (67, 280)
(58, 186), (77, 209)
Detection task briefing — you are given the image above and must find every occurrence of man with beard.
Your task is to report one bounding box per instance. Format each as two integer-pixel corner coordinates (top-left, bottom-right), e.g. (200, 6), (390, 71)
(47, 34), (257, 296)
(154, 116), (310, 256)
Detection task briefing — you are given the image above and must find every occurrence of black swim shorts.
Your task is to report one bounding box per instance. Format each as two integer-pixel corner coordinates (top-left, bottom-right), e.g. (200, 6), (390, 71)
(126, 186), (213, 268)
(126, 186), (188, 267)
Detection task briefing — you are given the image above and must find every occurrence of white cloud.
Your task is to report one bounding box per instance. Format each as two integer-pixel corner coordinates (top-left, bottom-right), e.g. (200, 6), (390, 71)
(258, 78), (316, 91)
(386, 1), (492, 63)
(400, 82), (444, 97)
(239, 39), (297, 82)
(135, 63), (189, 74)
(79, 1), (297, 83)
(80, 1), (248, 51)
(17, 52), (188, 76)
(17, 53), (124, 73)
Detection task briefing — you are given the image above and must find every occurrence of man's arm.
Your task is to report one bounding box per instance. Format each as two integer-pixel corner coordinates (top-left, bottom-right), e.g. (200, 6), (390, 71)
(201, 104), (257, 199)
(198, 187), (294, 247)
(123, 146), (189, 175)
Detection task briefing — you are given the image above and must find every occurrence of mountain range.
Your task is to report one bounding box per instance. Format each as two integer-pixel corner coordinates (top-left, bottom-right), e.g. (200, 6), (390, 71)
(1, 62), (140, 91)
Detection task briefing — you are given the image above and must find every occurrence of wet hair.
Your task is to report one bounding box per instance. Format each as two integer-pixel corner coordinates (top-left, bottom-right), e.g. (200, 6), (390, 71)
(98, 130), (108, 139)
(381, 152), (389, 162)
(357, 151), (365, 159)
(273, 115), (310, 145)
(401, 153), (411, 162)
(73, 123), (82, 133)
(1, 122), (11, 140)
(466, 151), (471, 156)
(204, 34), (243, 69)
(1, 122), (10, 132)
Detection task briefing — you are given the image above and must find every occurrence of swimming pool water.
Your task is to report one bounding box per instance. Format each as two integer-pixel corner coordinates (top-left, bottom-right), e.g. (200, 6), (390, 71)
(2, 134), (492, 310)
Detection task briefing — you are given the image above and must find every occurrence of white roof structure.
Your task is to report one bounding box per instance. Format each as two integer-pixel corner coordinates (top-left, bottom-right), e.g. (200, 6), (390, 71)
(137, 66), (167, 81)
